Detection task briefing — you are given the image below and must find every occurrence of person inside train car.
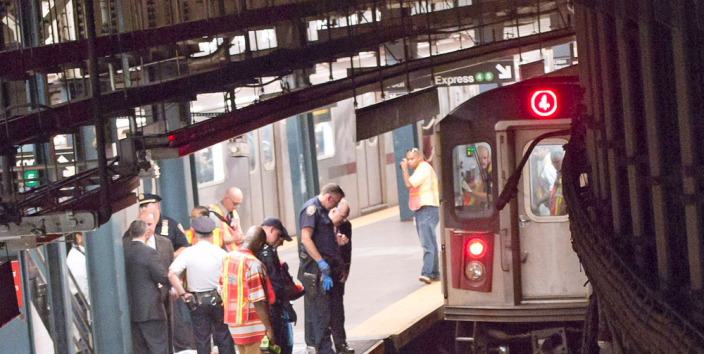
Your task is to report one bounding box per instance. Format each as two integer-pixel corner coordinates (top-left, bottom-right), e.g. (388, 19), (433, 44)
(400, 147), (440, 284)
(548, 151), (566, 215)
(297, 183), (346, 354)
(168, 216), (235, 354)
(185, 206), (223, 246)
(328, 199), (355, 354)
(124, 219), (170, 354)
(137, 193), (190, 257)
(257, 217), (298, 354)
(124, 210), (180, 353)
(463, 145), (493, 207)
(221, 226), (276, 354)
(209, 187), (246, 251)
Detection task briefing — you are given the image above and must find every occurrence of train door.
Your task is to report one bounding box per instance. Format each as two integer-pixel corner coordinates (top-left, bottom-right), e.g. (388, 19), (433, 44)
(247, 125), (280, 224)
(355, 137), (383, 210)
(510, 127), (588, 301)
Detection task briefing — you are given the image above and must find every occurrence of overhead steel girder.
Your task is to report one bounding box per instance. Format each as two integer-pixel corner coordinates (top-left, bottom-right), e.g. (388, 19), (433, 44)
(2, 24), (408, 147)
(317, 0), (558, 42)
(0, 1), (331, 78)
(5, 27), (573, 150)
(166, 28), (575, 156)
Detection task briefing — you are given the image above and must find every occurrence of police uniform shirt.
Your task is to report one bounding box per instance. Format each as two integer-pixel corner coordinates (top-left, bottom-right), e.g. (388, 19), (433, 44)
(299, 197), (343, 276)
(156, 215), (190, 251)
(258, 245), (286, 302)
(169, 241), (226, 292)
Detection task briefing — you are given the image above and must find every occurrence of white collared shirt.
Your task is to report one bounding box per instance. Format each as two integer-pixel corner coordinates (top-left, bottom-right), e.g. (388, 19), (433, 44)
(169, 241), (226, 292)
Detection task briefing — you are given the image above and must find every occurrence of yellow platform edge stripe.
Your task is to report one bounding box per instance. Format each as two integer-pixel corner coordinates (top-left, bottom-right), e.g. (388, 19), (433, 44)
(348, 281), (443, 339)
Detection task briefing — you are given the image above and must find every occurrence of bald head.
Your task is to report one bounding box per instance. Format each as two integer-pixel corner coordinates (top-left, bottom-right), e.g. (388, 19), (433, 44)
(222, 187), (244, 212)
(330, 199), (350, 226)
(240, 226), (267, 254)
(137, 211), (156, 238)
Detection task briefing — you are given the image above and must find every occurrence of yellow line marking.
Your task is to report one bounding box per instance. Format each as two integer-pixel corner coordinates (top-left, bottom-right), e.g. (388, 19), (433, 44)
(279, 206), (401, 251)
(348, 281), (443, 339)
(350, 206), (400, 229)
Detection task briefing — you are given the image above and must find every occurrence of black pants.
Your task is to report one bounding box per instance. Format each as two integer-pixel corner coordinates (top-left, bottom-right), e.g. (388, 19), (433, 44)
(330, 281), (347, 348)
(190, 300), (235, 354)
(172, 298), (196, 351)
(131, 320), (168, 354)
(271, 304), (293, 354)
(302, 275), (341, 354)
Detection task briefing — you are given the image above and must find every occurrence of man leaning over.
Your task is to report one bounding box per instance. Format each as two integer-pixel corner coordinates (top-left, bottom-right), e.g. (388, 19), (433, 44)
(298, 183), (345, 353)
(221, 226), (276, 354)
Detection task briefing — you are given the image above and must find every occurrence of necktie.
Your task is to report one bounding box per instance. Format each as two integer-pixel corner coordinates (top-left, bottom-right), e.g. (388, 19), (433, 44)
(227, 211), (233, 224)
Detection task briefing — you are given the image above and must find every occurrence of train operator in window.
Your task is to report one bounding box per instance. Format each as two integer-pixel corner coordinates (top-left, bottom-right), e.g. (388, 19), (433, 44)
(400, 148), (440, 285)
(461, 145), (492, 207)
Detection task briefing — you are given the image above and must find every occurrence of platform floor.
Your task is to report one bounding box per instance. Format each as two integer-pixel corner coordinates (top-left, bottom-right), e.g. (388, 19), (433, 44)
(277, 206), (444, 353)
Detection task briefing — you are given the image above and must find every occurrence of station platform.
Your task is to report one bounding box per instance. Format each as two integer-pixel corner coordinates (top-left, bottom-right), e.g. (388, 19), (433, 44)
(277, 206), (445, 354)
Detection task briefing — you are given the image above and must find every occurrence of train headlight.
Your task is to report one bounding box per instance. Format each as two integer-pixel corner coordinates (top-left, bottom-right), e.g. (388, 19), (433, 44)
(465, 261), (486, 281)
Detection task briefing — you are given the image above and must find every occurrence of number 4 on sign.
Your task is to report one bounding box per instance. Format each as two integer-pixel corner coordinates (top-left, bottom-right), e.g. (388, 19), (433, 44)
(538, 94), (550, 111)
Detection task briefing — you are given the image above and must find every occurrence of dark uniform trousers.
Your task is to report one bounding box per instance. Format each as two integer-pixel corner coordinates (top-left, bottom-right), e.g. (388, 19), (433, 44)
(302, 275), (343, 354)
(131, 320), (168, 354)
(189, 295), (235, 354)
(270, 303), (293, 354)
(329, 281), (347, 348)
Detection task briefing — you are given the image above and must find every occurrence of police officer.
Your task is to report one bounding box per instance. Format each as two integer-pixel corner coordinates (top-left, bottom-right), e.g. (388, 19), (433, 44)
(138, 193), (190, 257)
(136, 193), (193, 352)
(168, 216), (235, 354)
(258, 217), (296, 354)
(298, 183), (345, 354)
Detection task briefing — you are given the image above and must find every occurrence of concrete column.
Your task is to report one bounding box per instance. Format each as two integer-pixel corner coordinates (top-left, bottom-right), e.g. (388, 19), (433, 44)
(392, 124), (419, 221)
(85, 215), (132, 354)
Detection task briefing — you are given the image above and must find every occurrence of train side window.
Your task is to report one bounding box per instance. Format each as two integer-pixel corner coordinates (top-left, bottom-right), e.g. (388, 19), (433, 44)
(261, 125), (275, 171)
(247, 131), (258, 173)
(314, 108), (335, 160)
(452, 143), (494, 218)
(525, 143), (568, 219)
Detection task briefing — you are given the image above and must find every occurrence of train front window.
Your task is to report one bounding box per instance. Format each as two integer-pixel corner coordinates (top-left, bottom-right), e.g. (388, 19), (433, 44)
(452, 143), (493, 218)
(525, 144), (567, 218)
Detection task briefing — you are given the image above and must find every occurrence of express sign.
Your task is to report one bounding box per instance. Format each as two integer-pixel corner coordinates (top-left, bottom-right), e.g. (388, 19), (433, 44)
(530, 89), (558, 117)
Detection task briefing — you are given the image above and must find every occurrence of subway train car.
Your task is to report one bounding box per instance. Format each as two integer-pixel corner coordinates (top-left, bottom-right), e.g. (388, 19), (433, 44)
(438, 73), (589, 352)
(191, 94), (399, 234)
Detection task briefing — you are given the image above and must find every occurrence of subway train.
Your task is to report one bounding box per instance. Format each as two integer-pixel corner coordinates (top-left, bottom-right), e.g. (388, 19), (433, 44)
(188, 79), (478, 234)
(437, 70), (589, 352)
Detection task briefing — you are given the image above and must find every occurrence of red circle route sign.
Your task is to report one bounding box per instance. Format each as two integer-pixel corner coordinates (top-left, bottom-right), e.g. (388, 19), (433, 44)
(530, 89), (558, 117)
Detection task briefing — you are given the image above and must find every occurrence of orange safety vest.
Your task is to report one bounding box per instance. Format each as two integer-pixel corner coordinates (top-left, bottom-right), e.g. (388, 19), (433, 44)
(185, 228), (222, 246)
(408, 161), (439, 211)
(549, 174), (564, 215)
(463, 165), (492, 206)
(209, 204), (241, 251)
(221, 249), (275, 324)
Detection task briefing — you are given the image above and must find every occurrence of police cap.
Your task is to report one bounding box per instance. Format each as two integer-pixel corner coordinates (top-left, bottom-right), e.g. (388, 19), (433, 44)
(191, 216), (216, 235)
(261, 217), (291, 241)
(137, 193), (162, 206)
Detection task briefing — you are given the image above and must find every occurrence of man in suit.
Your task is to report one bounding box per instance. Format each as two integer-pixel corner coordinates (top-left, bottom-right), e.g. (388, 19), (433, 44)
(125, 211), (176, 352)
(124, 219), (170, 354)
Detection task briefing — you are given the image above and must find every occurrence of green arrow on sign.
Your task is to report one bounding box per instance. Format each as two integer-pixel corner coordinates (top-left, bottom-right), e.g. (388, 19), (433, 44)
(24, 170), (38, 187)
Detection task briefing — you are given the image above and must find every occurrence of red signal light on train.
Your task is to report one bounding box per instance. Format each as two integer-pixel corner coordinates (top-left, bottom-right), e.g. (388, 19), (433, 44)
(467, 238), (487, 258)
(530, 89), (558, 118)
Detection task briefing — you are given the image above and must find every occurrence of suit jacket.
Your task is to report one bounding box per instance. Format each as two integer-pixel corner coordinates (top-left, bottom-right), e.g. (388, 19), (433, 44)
(124, 240), (169, 322)
(154, 235), (174, 302)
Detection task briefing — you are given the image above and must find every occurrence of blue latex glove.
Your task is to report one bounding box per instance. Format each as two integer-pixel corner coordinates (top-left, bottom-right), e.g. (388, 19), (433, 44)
(321, 275), (333, 291)
(316, 259), (330, 276)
